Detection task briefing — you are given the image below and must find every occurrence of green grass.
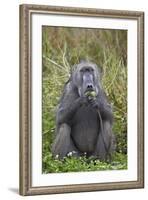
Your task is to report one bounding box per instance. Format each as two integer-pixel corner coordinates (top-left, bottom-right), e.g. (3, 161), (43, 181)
(43, 151), (127, 173)
(42, 26), (127, 173)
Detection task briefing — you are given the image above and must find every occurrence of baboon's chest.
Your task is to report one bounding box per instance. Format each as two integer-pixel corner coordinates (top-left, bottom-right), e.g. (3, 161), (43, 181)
(71, 106), (99, 153)
(73, 105), (98, 123)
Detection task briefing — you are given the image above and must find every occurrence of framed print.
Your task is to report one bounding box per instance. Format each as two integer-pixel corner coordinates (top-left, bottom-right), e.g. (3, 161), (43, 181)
(19, 4), (144, 196)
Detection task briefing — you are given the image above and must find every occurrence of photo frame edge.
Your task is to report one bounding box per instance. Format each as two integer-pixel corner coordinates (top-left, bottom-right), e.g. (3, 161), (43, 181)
(137, 11), (144, 189)
(20, 3), (144, 18)
(19, 4), (31, 196)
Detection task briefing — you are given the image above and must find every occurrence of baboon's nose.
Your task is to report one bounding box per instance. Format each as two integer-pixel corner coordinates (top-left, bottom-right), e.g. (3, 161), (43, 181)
(87, 84), (93, 90)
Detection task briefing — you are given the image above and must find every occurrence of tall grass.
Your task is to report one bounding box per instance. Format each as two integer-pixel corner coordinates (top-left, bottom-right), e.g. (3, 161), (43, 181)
(42, 26), (127, 173)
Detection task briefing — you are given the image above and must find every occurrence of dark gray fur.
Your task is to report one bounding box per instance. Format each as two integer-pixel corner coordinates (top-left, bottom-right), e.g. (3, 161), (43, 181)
(51, 61), (115, 160)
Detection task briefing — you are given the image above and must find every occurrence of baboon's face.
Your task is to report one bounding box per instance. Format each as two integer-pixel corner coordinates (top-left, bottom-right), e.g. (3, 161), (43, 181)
(72, 62), (100, 97)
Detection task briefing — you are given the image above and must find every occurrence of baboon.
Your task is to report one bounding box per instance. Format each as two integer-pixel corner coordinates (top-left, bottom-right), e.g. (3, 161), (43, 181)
(52, 60), (115, 160)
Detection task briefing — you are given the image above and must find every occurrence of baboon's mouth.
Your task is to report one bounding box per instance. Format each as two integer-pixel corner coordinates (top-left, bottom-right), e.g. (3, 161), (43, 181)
(85, 88), (94, 92)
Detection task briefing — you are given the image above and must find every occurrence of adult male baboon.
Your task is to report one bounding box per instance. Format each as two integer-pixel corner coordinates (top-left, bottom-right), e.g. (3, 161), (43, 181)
(52, 60), (115, 160)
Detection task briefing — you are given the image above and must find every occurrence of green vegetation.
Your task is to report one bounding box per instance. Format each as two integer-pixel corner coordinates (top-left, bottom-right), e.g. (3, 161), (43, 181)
(43, 152), (127, 174)
(42, 26), (127, 173)
(85, 91), (97, 100)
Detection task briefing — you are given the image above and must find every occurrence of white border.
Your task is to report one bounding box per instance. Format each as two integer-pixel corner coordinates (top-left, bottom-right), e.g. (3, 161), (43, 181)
(31, 13), (137, 187)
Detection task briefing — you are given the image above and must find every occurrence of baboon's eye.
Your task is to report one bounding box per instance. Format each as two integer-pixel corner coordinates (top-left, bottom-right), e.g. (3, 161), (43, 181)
(90, 68), (94, 72)
(86, 68), (94, 73)
(80, 69), (84, 73)
(80, 67), (94, 73)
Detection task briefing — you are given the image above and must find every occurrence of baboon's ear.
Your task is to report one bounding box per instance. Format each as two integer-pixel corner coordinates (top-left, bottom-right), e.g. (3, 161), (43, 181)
(98, 66), (103, 75)
(71, 64), (77, 74)
(98, 67), (103, 80)
(96, 65), (103, 79)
